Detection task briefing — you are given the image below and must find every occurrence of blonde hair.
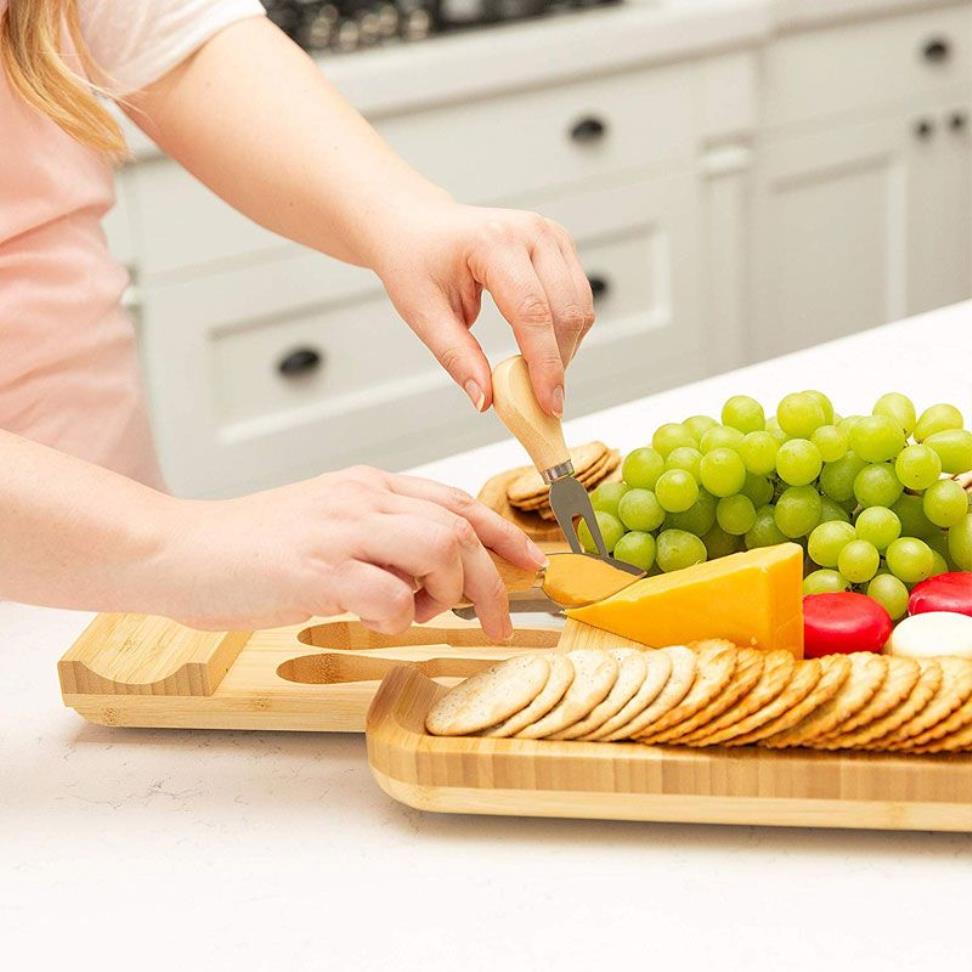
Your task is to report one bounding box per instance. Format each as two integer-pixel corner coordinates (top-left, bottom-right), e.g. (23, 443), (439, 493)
(0, 0), (126, 156)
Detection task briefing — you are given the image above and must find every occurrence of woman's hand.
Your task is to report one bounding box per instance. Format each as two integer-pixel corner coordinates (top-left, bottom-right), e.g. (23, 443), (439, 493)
(158, 466), (546, 637)
(372, 201), (596, 419)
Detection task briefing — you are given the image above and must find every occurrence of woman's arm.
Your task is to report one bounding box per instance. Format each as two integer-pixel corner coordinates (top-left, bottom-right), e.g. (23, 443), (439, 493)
(0, 430), (543, 637)
(121, 17), (594, 418)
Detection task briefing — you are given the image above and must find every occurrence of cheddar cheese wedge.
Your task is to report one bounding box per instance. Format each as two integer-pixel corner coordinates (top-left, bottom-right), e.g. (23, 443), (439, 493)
(566, 543), (804, 658)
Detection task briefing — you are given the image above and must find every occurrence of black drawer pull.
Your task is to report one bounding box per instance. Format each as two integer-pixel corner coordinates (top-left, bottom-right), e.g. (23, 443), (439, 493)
(587, 274), (610, 301)
(278, 347), (323, 377)
(950, 110), (968, 132)
(914, 118), (936, 140)
(570, 115), (607, 144)
(923, 37), (951, 64)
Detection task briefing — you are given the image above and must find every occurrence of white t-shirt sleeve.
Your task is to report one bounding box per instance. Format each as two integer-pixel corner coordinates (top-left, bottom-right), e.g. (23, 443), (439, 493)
(78, 0), (267, 96)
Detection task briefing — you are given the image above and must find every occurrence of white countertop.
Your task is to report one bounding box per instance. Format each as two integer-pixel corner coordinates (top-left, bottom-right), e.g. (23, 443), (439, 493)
(4, 302), (972, 971)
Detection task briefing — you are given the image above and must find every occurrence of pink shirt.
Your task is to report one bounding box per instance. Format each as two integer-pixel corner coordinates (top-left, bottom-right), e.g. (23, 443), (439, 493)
(0, 0), (262, 489)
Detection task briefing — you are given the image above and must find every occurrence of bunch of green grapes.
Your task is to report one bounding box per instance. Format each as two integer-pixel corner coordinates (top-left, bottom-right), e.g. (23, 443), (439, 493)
(584, 390), (972, 618)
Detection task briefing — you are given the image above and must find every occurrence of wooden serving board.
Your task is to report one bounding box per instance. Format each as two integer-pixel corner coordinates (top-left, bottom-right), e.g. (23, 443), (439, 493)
(366, 665), (972, 833)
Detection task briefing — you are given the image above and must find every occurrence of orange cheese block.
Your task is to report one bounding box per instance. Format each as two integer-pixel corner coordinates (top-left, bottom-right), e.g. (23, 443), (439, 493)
(566, 543), (804, 658)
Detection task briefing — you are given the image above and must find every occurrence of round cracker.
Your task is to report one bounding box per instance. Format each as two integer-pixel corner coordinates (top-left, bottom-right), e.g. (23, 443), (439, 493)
(871, 656), (972, 749)
(813, 656), (920, 750)
(552, 649), (646, 740)
(637, 642), (736, 744)
(893, 660), (972, 750)
(682, 650), (795, 746)
(907, 714), (972, 753)
(483, 654), (574, 738)
(582, 649), (673, 741)
(515, 649), (618, 739)
(649, 648), (764, 745)
(507, 442), (608, 502)
(425, 654), (550, 736)
(762, 653), (885, 749)
(603, 645), (696, 741)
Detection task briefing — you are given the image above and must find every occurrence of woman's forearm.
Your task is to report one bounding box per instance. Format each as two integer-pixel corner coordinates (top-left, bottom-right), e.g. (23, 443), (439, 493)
(0, 431), (180, 613)
(123, 17), (443, 270)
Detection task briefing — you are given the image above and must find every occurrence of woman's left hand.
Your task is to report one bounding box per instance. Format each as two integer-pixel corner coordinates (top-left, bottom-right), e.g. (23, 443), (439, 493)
(372, 201), (596, 419)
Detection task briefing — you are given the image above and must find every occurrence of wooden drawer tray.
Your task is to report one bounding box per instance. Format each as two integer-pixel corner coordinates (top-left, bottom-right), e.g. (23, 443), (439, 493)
(366, 667), (972, 833)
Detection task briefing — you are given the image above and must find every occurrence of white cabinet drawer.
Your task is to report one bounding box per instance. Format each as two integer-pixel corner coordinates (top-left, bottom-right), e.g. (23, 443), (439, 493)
(127, 63), (695, 280)
(763, 4), (972, 129)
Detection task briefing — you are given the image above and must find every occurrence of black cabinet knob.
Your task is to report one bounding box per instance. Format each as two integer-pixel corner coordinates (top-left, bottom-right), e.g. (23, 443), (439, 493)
(587, 274), (609, 301)
(278, 347), (323, 377)
(922, 37), (951, 64)
(915, 118), (936, 140)
(570, 115), (607, 144)
(950, 111), (968, 132)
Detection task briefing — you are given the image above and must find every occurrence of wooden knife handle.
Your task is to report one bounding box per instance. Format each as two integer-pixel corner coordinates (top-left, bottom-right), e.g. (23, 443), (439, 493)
(488, 550), (542, 594)
(491, 355), (570, 474)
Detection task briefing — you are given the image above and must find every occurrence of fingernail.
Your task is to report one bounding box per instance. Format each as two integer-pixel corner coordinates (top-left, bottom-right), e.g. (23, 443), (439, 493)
(464, 379), (486, 412)
(551, 385), (564, 418)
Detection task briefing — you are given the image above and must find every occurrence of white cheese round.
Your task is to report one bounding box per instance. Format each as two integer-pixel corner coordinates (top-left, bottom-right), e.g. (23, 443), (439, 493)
(886, 611), (972, 659)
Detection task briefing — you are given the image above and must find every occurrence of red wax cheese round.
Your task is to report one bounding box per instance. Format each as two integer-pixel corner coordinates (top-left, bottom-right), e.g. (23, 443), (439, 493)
(908, 572), (972, 619)
(803, 592), (894, 658)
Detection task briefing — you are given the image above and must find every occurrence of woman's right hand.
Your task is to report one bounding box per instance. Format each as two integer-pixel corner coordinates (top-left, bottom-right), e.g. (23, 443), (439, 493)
(157, 465), (546, 638)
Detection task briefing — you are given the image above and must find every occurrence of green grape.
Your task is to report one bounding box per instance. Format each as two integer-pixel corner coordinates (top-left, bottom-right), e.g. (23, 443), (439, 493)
(683, 414), (718, 442)
(810, 425), (849, 463)
(802, 390), (835, 424)
(853, 463), (903, 509)
(654, 469), (699, 513)
(854, 506), (901, 551)
(652, 423), (698, 458)
(664, 446), (703, 483)
(867, 573), (909, 620)
(716, 494), (757, 535)
(925, 528), (951, 560)
(578, 511), (625, 555)
(656, 529), (707, 572)
(590, 481), (631, 519)
(849, 415), (906, 463)
(924, 429), (972, 474)
(617, 488), (666, 532)
(886, 536), (934, 584)
(819, 496), (851, 524)
(894, 444), (943, 490)
(699, 447), (747, 497)
(721, 395), (765, 434)
(764, 417), (788, 444)
(613, 531), (656, 572)
(922, 479), (969, 528)
(741, 473), (775, 508)
(837, 539), (880, 584)
(699, 425), (745, 454)
(745, 504), (788, 549)
(665, 489), (718, 536)
(948, 513), (972, 571)
(891, 494), (935, 540)
(929, 550), (950, 577)
(774, 485), (822, 538)
(622, 447), (665, 489)
(775, 438), (823, 487)
(776, 392), (826, 438)
(739, 431), (780, 476)
(914, 403), (964, 442)
(804, 569), (850, 595)
(702, 524), (743, 560)
(873, 392), (917, 435)
(807, 520), (856, 567)
(819, 452), (867, 503)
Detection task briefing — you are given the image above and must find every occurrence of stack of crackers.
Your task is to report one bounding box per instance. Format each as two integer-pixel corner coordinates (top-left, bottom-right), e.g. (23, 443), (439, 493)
(507, 441), (621, 522)
(425, 643), (972, 754)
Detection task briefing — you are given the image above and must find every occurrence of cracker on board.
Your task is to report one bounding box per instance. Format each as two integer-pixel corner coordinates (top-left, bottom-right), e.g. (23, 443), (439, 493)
(507, 442), (608, 503)
(893, 661), (972, 750)
(761, 652), (886, 749)
(582, 648), (673, 741)
(511, 451), (620, 511)
(681, 650), (795, 746)
(515, 649), (618, 739)
(483, 653), (574, 738)
(552, 649), (646, 740)
(425, 654), (549, 737)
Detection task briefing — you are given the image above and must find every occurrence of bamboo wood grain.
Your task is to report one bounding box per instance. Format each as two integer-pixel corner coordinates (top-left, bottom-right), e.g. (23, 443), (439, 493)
(365, 667), (972, 832)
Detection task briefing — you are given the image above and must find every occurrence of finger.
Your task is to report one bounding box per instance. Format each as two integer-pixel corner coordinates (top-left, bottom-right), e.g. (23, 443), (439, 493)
(531, 236), (589, 366)
(552, 228), (596, 361)
(326, 560), (415, 635)
(385, 473), (547, 570)
(475, 244), (564, 417)
(413, 589), (451, 624)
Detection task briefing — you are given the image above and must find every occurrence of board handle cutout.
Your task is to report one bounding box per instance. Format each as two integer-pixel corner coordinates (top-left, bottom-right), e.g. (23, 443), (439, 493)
(277, 652), (497, 686)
